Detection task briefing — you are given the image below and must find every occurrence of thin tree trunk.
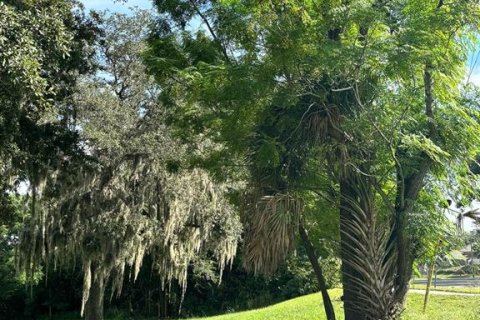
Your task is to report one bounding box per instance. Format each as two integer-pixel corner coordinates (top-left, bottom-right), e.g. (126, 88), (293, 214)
(148, 290), (151, 316)
(84, 270), (106, 320)
(423, 240), (440, 313)
(298, 223), (336, 320)
(158, 286), (168, 319)
(48, 286), (52, 318)
(423, 261), (435, 313)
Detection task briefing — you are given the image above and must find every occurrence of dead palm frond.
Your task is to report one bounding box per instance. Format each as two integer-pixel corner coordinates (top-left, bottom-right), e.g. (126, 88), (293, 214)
(308, 111), (330, 142)
(243, 193), (303, 275)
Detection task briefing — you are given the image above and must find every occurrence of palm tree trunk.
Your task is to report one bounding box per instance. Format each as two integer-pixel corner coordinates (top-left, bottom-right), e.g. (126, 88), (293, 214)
(298, 223), (336, 320)
(339, 179), (368, 320)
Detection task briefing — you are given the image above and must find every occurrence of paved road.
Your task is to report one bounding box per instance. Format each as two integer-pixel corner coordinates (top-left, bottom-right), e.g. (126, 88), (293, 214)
(410, 289), (480, 296)
(413, 277), (480, 287)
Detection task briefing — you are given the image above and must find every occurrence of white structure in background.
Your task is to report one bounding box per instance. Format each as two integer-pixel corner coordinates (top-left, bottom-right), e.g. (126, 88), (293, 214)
(444, 200), (479, 233)
(445, 201), (480, 265)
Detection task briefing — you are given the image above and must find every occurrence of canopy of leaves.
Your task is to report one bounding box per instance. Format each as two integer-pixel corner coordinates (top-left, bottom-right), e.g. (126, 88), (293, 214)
(17, 9), (241, 316)
(145, 2), (480, 318)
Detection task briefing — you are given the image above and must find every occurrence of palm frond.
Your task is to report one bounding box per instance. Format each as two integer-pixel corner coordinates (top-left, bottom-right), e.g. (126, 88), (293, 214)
(243, 193), (302, 275)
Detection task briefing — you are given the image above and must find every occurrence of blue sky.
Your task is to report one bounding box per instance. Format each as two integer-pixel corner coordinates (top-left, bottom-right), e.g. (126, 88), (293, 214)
(81, 0), (152, 13)
(468, 49), (480, 86)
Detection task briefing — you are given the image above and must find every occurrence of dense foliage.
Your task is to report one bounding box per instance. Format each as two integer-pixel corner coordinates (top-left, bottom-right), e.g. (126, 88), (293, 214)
(145, 1), (480, 319)
(15, 8), (242, 320)
(1, 1), (480, 320)
(0, 2), (242, 319)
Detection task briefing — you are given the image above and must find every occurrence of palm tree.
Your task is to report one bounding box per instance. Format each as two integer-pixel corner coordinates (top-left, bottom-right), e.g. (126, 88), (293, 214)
(242, 193), (336, 320)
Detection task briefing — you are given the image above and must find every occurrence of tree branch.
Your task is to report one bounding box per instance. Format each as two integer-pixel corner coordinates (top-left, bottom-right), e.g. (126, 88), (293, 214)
(189, 0), (230, 63)
(298, 222), (336, 320)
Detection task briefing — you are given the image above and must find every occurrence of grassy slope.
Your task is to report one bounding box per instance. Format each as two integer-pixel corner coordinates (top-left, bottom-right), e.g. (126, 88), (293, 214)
(43, 289), (480, 320)
(189, 289), (480, 320)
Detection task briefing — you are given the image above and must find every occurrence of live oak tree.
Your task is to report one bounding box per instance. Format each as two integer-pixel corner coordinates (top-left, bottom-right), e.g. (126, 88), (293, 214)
(0, 0), (97, 215)
(18, 10), (241, 320)
(145, 1), (480, 319)
(0, 1), (101, 317)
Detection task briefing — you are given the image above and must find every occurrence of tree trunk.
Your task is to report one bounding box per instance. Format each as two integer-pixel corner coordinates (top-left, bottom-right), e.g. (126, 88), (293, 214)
(392, 64), (436, 311)
(423, 240), (440, 313)
(339, 173), (400, 320)
(423, 261), (435, 313)
(393, 208), (412, 308)
(339, 179), (368, 320)
(298, 223), (336, 320)
(158, 287), (168, 319)
(84, 270), (106, 320)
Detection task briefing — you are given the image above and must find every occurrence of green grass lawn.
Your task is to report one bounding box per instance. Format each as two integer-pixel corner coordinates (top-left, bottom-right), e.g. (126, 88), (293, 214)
(43, 289), (480, 320)
(188, 289), (480, 320)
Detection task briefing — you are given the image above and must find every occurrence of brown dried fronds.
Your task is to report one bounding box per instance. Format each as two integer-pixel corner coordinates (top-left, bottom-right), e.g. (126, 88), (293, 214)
(243, 192), (303, 275)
